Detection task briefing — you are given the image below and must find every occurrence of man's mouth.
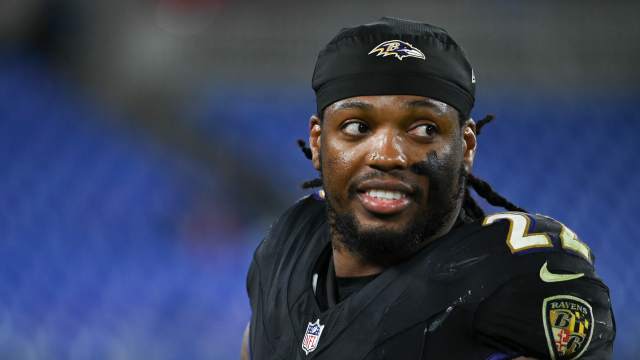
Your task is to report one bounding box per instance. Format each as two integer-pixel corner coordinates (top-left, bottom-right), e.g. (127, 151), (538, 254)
(355, 179), (414, 215)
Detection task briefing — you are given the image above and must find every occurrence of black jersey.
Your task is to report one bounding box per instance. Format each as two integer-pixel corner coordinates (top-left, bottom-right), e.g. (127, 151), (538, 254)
(246, 194), (615, 360)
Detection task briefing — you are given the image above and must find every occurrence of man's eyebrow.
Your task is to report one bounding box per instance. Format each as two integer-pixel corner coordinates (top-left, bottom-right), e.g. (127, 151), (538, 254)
(332, 100), (374, 112)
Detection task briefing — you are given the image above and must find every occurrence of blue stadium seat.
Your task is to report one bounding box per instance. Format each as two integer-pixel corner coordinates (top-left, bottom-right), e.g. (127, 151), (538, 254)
(1, 53), (638, 358)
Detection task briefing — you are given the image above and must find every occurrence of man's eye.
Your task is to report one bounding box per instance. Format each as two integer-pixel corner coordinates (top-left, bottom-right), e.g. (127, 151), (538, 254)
(408, 124), (438, 138)
(342, 121), (369, 136)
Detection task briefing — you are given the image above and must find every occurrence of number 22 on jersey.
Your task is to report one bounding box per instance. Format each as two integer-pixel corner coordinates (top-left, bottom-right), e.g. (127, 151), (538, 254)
(482, 212), (591, 263)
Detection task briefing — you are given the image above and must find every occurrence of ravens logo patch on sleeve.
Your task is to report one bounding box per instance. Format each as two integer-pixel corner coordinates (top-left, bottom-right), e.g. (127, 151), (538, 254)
(542, 295), (594, 359)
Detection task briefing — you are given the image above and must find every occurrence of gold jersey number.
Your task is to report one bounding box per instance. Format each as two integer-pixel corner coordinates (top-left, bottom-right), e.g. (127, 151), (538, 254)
(483, 212), (591, 263)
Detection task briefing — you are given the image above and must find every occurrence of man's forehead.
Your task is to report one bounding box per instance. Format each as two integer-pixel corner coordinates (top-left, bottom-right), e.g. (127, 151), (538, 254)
(326, 95), (455, 116)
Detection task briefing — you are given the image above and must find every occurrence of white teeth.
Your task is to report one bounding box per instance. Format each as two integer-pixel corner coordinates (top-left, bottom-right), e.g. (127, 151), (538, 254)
(366, 190), (405, 200)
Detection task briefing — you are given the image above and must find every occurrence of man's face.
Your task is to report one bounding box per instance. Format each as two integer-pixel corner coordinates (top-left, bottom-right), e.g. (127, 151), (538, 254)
(309, 95), (476, 266)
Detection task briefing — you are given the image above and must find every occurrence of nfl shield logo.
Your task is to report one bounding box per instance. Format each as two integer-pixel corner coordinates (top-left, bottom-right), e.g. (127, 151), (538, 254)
(301, 319), (325, 355)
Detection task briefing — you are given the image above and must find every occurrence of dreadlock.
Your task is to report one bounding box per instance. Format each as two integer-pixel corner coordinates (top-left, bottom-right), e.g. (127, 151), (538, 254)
(296, 114), (526, 221)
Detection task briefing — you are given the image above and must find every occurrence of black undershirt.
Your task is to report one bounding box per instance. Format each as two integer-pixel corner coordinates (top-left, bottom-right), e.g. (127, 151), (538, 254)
(313, 245), (379, 309)
(336, 273), (380, 302)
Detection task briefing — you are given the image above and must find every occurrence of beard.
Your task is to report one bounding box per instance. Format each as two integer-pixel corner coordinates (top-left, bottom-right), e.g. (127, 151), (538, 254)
(325, 151), (467, 268)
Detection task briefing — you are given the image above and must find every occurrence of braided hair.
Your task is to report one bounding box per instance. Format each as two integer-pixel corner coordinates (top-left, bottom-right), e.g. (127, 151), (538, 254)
(297, 114), (526, 221)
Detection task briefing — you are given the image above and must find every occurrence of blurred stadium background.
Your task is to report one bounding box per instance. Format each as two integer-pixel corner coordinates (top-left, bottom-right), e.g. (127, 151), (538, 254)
(1, 0), (638, 359)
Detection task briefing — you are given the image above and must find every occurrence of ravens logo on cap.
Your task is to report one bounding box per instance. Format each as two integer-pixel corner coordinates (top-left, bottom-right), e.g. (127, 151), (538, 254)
(368, 40), (426, 61)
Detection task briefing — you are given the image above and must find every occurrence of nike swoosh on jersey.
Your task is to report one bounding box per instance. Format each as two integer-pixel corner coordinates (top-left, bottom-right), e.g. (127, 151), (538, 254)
(539, 261), (584, 283)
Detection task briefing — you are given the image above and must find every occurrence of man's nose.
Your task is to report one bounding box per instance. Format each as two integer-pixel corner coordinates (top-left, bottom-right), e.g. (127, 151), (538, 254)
(366, 130), (408, 171)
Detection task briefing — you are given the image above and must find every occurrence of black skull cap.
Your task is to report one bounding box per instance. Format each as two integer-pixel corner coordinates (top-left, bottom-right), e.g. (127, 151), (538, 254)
(312, 17), (476, 118)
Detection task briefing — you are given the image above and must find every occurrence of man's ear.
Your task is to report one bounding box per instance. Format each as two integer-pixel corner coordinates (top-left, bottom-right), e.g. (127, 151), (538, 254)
(462, 118), (477, 173)
(309, 115), (322, 171)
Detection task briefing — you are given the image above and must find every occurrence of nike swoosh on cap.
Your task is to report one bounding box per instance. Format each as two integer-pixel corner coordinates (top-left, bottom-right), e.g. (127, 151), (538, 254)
(539, 261), (584, 283)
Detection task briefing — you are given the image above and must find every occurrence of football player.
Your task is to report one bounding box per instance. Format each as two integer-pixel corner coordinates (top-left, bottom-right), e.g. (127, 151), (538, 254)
(242, 17), (615, 359)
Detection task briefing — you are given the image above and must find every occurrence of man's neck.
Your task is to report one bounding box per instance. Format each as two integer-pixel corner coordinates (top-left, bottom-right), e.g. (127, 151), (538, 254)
(331, 241), (383, 278)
